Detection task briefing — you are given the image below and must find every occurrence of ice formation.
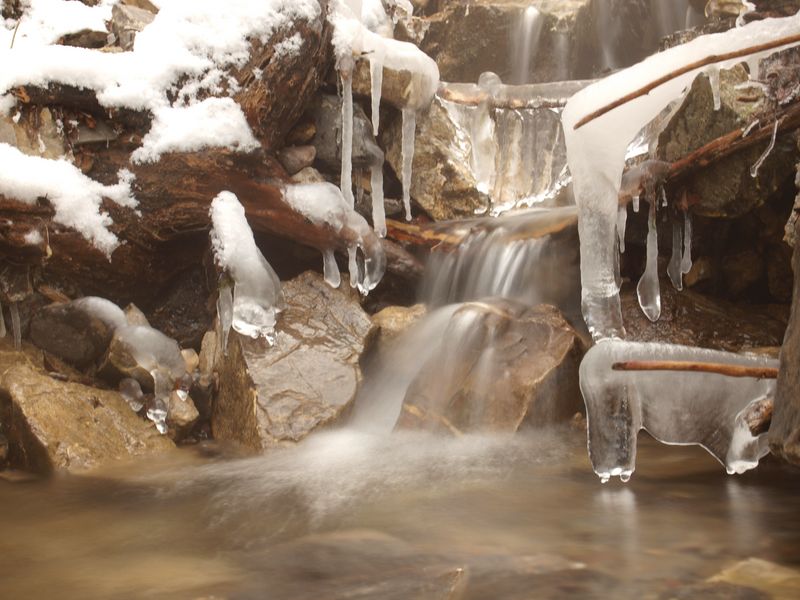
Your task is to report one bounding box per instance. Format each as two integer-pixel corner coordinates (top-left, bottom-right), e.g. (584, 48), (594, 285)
(750, 119), (779, 178)
(72, 296), (128, 329)
(119, 377), (145, 413)
(282, 182), (386, 294)
(562, 13), (800, 340)
(579, 341), (776, 482)
(209, 192), (284, 344)
(329, 0), (440, 224)
(636, 203), (661, 322)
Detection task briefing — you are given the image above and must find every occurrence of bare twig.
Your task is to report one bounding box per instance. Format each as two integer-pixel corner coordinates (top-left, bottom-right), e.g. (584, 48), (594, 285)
(611, 360), (779, 379)
(574, 32), (800, 130)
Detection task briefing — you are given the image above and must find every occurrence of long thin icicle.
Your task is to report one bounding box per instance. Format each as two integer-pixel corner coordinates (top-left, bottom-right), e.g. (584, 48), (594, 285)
(637, 202), (661, 322)
(340, 66), (355, 207)
(323, 248), (341, 288)
(401, 107), (416, 221)
(681, 212), (693, 275)
(369, 55), (384, 137)
(667, 220), (684, 291)
(707, 66), (721, 111)
(348, 244), (359, 289)
(750, 119), (780, 178)
(371, 162), (386, 237)
(616, 206), (627, 254)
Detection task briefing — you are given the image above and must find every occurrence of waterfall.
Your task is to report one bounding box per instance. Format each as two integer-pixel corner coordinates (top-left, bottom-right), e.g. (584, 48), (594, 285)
(510, 6), (543, 85)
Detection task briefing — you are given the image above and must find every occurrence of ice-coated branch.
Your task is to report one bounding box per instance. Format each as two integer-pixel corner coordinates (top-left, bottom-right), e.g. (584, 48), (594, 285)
(573, 32), (800, 129)
(612, 360), (779, 379)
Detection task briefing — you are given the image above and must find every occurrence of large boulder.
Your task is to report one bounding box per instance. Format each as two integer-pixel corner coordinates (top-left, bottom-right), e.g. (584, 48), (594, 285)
(397, 301), (585, 433)
(213, 271), (372, 448)
(657, 64), (798, 218)
(0, 341), (173, 474)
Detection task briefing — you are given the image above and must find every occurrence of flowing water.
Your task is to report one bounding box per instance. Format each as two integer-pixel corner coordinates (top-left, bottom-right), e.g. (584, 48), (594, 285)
(1, 432), (799, 599)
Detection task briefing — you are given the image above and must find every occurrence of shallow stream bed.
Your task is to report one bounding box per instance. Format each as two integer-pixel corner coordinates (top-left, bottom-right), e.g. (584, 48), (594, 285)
(1, 430), (799, 599)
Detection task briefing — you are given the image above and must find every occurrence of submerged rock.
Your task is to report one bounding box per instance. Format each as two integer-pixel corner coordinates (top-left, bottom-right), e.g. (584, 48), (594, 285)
(397, 301), (584, 433)
(213, 271), (372, 448)
(0, 341), (173, 474)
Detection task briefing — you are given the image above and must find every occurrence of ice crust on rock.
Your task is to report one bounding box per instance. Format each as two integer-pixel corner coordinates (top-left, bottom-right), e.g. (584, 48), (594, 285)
(579, 340), (776, 482)
(72, 296), (128, 330)
(283, 182), (387, 294)
(329, 0), (440, 225)
(209, 192), (284, 344)
(0, 143), (136, 256)
(562, 13), (800, 340)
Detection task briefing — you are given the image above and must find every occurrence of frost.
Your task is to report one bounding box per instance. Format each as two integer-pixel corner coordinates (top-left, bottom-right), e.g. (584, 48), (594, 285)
(283, 182), (387, 294)
(0, 143), (137, 256)
(210, 192), (284, 344)
(131, 98), (260, 164)
(272, 32), (303, 60)
(579, 340), (775, 482)
(23, 229), (43, 246)
(562, 13), (800, 340)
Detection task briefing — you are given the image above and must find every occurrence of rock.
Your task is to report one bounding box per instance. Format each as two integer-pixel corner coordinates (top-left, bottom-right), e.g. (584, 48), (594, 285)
(100, 325), (185, 391)
(0, 107), (65, 160)
(29, 302), (116, 368)
(311, 95), (383, 173)
(621, 280), (787, 352)
(166, 390), (199, 440)
(382, 96), (490, 220)
(290, 165), (327, 184)
(277, 145), (316, 175)
(708, 558), (800, 598)
(770, 215), (800, 465)
(111, 3), (156, 51)
(213, 271), (372, 448)
(120, 0), (158, 13)
(124, 303), (150, 327)
(181, 348), (199, 373)
(73, 119), (118, 147)
(722, 249), (764, 297)
(59, 29), (110, 49)
(659, 581), (770, 600)
(0, 341), (173, 474)
(362, 304), (427, 370)
(397, 301), (584, 433)
(198, 330), (217, 383)
(658, 64), (797, 218)
(147, 266), (214, 349)
(285, 120), (316, 145)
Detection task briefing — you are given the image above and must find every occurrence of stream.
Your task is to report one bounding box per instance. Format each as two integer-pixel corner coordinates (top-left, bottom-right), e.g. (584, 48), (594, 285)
(2, 432), (799, 599)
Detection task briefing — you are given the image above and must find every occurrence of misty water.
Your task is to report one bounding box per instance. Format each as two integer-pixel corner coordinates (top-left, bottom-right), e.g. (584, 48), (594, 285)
(2, 432), (800, 599)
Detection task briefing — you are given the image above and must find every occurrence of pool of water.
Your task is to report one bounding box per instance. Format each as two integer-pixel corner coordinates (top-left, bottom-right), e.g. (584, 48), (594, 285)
(1, 428), (798, 599)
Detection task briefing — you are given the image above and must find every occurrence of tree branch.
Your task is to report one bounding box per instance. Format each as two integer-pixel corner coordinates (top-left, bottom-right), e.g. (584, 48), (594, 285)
(611, 360), (779, 379)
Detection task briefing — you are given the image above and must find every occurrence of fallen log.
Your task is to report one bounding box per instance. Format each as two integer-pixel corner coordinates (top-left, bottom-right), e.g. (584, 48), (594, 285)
(611, 360), (779, 379)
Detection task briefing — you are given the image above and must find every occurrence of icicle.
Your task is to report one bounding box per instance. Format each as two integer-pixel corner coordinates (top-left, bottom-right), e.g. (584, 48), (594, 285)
(147, 368), (170, 435)
(632, 195), (640, 213)
(323, 248), (341, 288)
(401, 107), (416, 221)
(742, 119), (759, 137)
(746, 56), (761, 81)
(637, 203), (661, 322)
(348, 244), (358, 288)
(736, 1), (756, 28)
(708, 66), (721, 111)
(660, 186), (668, 207)
(750, 119), (779, 178)
(0, 300), (5, 338)
(667, 220), (684, 291)
(616, 206), (627, 254)
(119, 378), (144, 412)
(681, 212), (693, 275)
(371, 162), (386, 237)
(10, 302), (21, 350)
(217, 284), (233, 356)
(369, 55), (384, 137)
(340, 65), (355, 208)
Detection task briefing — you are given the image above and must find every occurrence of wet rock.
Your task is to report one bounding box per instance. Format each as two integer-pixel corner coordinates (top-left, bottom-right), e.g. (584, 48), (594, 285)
(0, 341), (173, 474)
(722, 249), (764, 297)
(708, 558), (800, 598)
(770, 215), (800, 465)
(311, 95), (383, 173)
(382, 96), (490, 220)
(213, 271), (372, 448)
(147, 266), (214, 349)
(659, 581), (770, 600)
(111, 3), (156, 51)
(59, 29), (109, 49)
(658, 64), (797, 218)
(166, 391), (199, 440)
(181, 348), (199, 373)
(73, 119), (118, 147)
(290, 165), (327, 184)
(362, 304), (427, 368)
(621, 280), (787, 352)
(277, 145), (316, 175)
(29, 302), (116, 369)
(398, 301), (584, 433)
(0, 107), (65, 160)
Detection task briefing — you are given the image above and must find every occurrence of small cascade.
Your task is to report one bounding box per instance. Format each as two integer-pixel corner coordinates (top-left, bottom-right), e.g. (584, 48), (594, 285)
(510, 6), (543, 85)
